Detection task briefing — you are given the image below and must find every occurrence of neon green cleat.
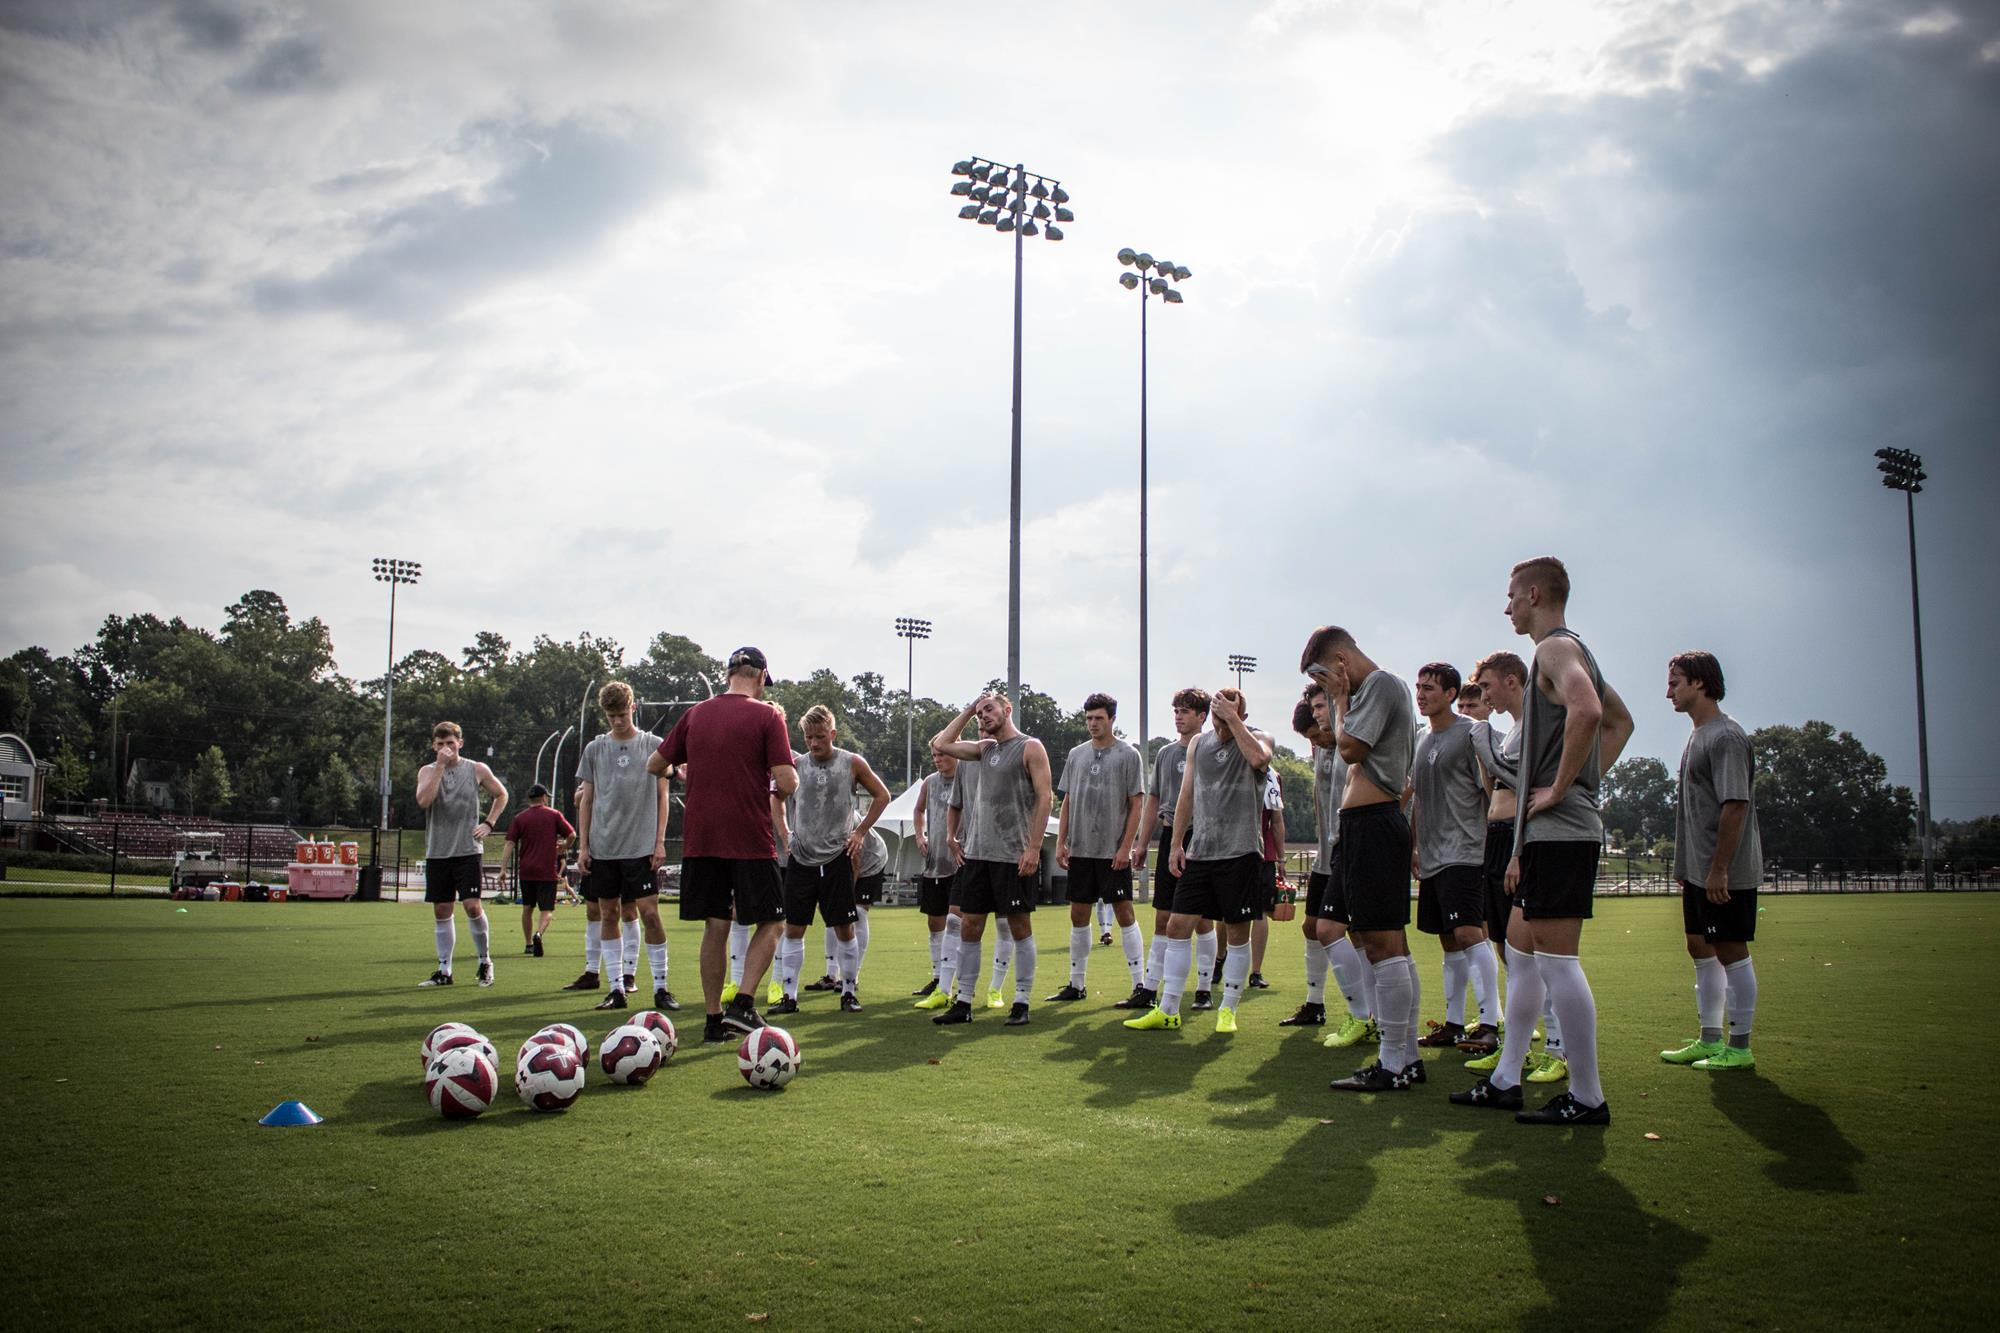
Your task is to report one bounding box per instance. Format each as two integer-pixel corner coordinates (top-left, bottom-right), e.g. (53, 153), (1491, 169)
(1215, 1007), (1239, 1034)
(1693, 1045), (1755, 1071)
(986, 988), (1006, 1010)
(719, 982), (739, 1004)
(1324, 1015), (1377, 1049)
(766, 979), (783, 1005)
(1526, 1052), (1569, 1084)
(1534, 1021), (1546, 1042)
(1660, 1037), (1724, 1065)
(1464, 1047), (1502, 1073)
(1122, 1006), (1182, 1031)
(913, 988), (953, 1010)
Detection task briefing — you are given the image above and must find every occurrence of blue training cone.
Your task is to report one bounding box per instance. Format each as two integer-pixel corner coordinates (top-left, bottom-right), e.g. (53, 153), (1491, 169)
(259, 1100), (324, 1127)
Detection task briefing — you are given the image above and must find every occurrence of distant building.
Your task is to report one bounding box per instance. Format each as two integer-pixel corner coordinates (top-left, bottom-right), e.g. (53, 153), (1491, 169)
(0, 733), (43, 820)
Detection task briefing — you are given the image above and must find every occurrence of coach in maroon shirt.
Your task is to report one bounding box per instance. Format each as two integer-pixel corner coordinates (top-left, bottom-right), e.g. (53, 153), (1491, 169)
(506, 783), (575, 956)
(649, 646), (799, 1043)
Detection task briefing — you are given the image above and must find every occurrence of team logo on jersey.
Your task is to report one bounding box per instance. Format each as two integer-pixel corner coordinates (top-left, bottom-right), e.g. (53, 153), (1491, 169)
(616, 753), (631, 769)
(985, 749), (1001, 767)
(1089, 760), (1102, 777)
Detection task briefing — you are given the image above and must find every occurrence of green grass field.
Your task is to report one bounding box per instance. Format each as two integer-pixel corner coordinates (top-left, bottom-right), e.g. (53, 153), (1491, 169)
(2, 895), (1994, 1330)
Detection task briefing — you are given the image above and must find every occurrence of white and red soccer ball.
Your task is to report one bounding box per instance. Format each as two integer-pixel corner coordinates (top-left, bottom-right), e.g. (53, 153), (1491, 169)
(514, 1041), (586, 1112)
(632, 1011), (678, 1062)
(431, 1029), (498, 1069)
(532, 1022), (588, 1060)
(599, 1024), (664, 1086)
(426, 1046), (499, 1119)
(738, 1026), (800, 1090)
(420, 1021), (479, 1070)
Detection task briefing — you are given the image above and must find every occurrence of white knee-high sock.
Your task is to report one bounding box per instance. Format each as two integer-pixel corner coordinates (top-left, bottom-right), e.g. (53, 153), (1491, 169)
(600, 921), (624, 989)
(434, 919), (455, 972)
(839, 934), (863, 992)
(939, 915), (962, 993)
(468, 914), (490, 963)
(1304, 938), (1329, 1005)
(1069, 926), (1091, 988)
(727, 921), (751, 986)
(822, 925), (838, 981)
(1328, 936), (1371, 1018)
(1096, 900), (1113, 933)
(990, 931), (1014, 989)
(1493, 945), (1544, 1091)
(954, 937), (982, 1003)
(1013, 935), (1037, 1004)
(1372, 956), (1413, 1074)
(1694, 955), (1727, 1041)
(928, 928), (945, 979)
(1468, 940), (1500, 1026)
(584, 921), (601, 973)
(852, 911), (870, 981)
(1442, 951), (1468, 1025)
(1724, 956), (1757, 1046)
(621, 918), (640, 977)
(780, 937), (804, 998)
(1221, 942), (1251, 1012)
(1538, 953), (1602, 1107)
(1403, 956), (1423, 1067)
(1195, 930), (1218, 988)
(1120, 923), (1145, 986)
(1159, 937), (1192, 1016)
(648, 942), (668, 991)
(1542, 992), (1565, 1056)
(1145, 934), (1168, 990)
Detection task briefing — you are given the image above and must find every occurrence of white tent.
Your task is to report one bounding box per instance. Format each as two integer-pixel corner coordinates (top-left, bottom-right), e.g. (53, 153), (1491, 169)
(873, 781), (1061, 880)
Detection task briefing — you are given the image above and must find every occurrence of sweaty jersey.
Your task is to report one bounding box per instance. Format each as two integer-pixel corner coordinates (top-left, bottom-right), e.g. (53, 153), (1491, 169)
(425, 759), (485, 859)
(1059, 740), (1144, 860)
(1344, 669), (1416, 799)
(919, 771), (959, 878)
(1518, 627), (1607, 847)
(791, 748), (861, 867)
(1152, 740), (1189, 826)
(1185, 729), (1264, 860)
(1313, 744), (1348, 871)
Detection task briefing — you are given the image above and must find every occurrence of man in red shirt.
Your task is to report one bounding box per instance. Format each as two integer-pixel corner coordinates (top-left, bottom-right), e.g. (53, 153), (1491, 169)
(506, 784), (575, 956)
(648, 646), (800, 1044)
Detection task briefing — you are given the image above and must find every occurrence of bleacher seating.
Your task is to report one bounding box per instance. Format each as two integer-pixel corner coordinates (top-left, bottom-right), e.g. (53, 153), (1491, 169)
(54, 812), (304, 865)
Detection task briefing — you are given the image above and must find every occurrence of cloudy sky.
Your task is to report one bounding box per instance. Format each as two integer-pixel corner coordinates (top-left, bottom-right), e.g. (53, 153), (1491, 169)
(2, 0), (1995, 815)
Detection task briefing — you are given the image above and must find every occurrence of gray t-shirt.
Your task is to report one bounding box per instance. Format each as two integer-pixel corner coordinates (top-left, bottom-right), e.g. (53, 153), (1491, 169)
(1152, 740), (1189, 826)
(920, 771), (959, 879)
(777, 749), (804, 867)
(577, 729), (663, 861)
(1673, 713), (1762, 890)
(1313, 744), (1348, 870)
(1412, 716), (1487, 876)
(425, 759), (484, 859)
(952, 733), (1039, 863)
(1470, 719), (1522, 796)
(1343, 669), (1416, 800)
(859, 826), (888, 878)
(1186, 729), (1263, 860)
(1520, 628), (1607, 846)
(791, 748), (860, 867)
(1059, 739), (1144, 860)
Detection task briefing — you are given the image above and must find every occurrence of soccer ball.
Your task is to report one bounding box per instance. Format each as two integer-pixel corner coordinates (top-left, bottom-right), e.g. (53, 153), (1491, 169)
(420, 1021), (479, 1070)
(533, 1022), (588, 1059)
(632, 1010), (678, 1062)
(432, 1030), (498, 1068)
(599, 1024), (663, 1086)
(514, 1042), (585, 1112)
(737, 1026), (800, 1090)
(426, 1046), (498, 1119)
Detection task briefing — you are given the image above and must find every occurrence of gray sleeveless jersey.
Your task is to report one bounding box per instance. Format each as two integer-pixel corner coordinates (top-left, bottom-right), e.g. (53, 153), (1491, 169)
(859, 826), (888, 877)
(791, 748), (860, 867)
(954, 734), (1037, 862)
(1313, 744), (1348, 870)
(779, 749), (804, 866)
(1519, 627), (1607, 845)
(921, 772), (958, 878)
(1412, 716), (1487, 876)
(425, 759), (483, 859)
(1186, 730), (1262, 860)
(1470, 719), (1522, 793)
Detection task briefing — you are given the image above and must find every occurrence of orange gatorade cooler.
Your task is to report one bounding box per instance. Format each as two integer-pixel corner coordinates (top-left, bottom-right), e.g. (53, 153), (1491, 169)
(338, 841), (360, 866)
(316, 841), (336, 864)
(295, 840), (315, 864)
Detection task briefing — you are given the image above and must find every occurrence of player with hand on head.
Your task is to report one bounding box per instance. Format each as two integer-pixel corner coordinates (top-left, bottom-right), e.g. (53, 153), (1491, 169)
(416, 721), (508, 988)
(1122, 688), (1217, 1011)
(1281, 686), (1378, 1043)
(1049, 693), (1147, 1003)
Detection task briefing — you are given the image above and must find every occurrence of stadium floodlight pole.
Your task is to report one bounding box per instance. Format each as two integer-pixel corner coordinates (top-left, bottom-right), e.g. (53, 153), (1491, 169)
(950, 154), (1070, 714)
(1117, 248), (1191, 772)
(532, 728), (563, 793)
(1876, 447), (1934, 891)
(549, 725), (576, 814)
(371, 557), (421, 830)
(895, 617), (933, 788)
(1228, 653), (1257, 693)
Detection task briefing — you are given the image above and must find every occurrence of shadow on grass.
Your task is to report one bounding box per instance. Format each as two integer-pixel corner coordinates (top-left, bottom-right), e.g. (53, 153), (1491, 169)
(1043, 1009), (1233, 1109)
(1710, 1072), (1863, 1193)
(343, 1072), (680, 1135)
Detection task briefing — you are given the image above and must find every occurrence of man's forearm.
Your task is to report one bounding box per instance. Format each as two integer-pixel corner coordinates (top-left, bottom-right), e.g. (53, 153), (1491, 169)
(1709, 801), (1747, 884)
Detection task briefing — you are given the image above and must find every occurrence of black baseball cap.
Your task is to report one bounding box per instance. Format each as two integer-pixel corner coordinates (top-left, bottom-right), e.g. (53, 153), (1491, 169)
(527, 783), (550, 800)
(727, 646), (773, 685)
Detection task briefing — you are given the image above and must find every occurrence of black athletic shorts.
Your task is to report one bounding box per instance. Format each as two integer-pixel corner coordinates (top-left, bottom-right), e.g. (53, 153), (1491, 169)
(1305, 870), (1331, 921)
(520, 879), (558, 912)
(855, 871), (884, 906)
(1150, 823), (1190, 913)
(1173, 853), (1262, 924)
(1338, 802), (1413, 932)
(1419, 864), (1485, 935)
(1519, 839), (1598, 920)
(678, 856), (784, 925)
(586, 855), (656, 903)
(783, 857), (860, 927)
(424, 853), (483, 904)
(956, 858), (1039, 917)
(1066, 856), (1134, 904)
(1681, 879), (1757, 943)
(916, 874), (954, 918)
(1258, 858), (1279, 915)
(1318, 842), (1349, 924)
(1482, 821), (1515, 941)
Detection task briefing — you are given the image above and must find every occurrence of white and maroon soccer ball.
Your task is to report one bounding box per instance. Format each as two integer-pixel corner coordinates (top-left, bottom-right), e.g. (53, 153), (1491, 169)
(632, 1011), (678, 1062)
(533, 1022), (588, 1059)
(514, 1042), (585, 1112)
(432, 1030), (498, 1069)
(426, 1046), (499, 1119)
(599, 1024), (663, 1086)
(420, 1021), (479, 1070)
(737, 1026), (800, 1090)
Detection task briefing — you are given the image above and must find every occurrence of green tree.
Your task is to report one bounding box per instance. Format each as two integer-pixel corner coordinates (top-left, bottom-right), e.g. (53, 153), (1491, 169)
(1270, 748), (1316, 843)
(47, 739), (91, 803)
(1751, 721), (1913, 867)
(1601, 756), (1676, 849)
(1939, 816), (2000, 868)
(307, 753), (360, 825)
(189, 745), (233, 816)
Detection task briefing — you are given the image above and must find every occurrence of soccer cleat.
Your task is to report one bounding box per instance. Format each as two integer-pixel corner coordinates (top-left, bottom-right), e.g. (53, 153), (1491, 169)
(1112, 986), (1156, 1011)
(562, 971), (600, 991)
(768, 995), (800, 1016)
(1447, 1077), (1524, 1111)
(986, 988), (1006, 1010)
(719, 981), (740, 1003)
(1456, 1023), (1500, 1054)
(1418, 1021), (1466, 1049)
(1661, 1037), (1725, 1065)
(1005, 1002), (1031, 1027)
(532, 934), (545, 957)
(766, 979), (784, 1005)
(1279, 1002), (1327, 1028)
(721, 995), (766, 1034)
(593, 990), (627, 1012)
(1122, 1006), (1181, 1031)
(840, 990), (864, 1014)
(1211, 962), (1225, 986)
(933, 1000), (974, 1026)
(1323, 1015), (1376, 1049)
(655, 988), (680, 1012)
(1215, 1007), (1239, 1034)
(1693, 1045), (1755, 1071)
(1329, 1062), (1407, 1093)
(1516, 1091), (1611, 1126)
(523, 944), (536, 957)
(913, 989), (953, 1010)
(1190, 989), (1213, 1012)
(1099, 930), (1113, 946)
(912, 977), (939, 998)
(622, 974), (637, 994)
(476, 962), (494, 988)
(1045, 984), (1087, 1003)
(418, 969), (454, 988)
(1398, 1059), (1427, 1086)
(806, 975), (840, 993)
(1526, 1053), (1569, 1084)
(702, 1016), (731, 1044)
(1246, 972), (1270, 990)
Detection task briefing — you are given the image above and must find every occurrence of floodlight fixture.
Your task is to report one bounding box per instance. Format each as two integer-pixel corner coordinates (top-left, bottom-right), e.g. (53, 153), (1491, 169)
(1032, 202), (1051, 219)
(1118, 247), (1137, 266)
(371, 556), (423, 830)
(979, 209), (998, 225)
(1051, 185), (1069, 205)
(1136, 252), (1154, 270)
(1120, 272), (1140, 289)
(1872, 446), (1934, 890)
(1045, 224), (1064, 241)
(1030, 181), (1049, 199)
(1163, 288), (1183, 303)
(1173, 264), (1190, 281)
(958, 204), (981, 220)
(1021, 220), (1039, 236)
(1055, 206), (1074, 223)
(1875, 446), (1926, 493)
(952, 160), (974, 176)
(950, 180), (974, 197)
(1149, 277), (1169, 295)
(996, 214), (1016, 232)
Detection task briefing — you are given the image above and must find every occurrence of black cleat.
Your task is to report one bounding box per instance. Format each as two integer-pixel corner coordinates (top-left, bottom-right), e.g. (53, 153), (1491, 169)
(1278, 1002), (1327, 1028)
(418, 968), (453, 988)
(933, 1000), (974, 1026)
(1045, 984), (1087, 1002)
(622, 974), (637, 995)
(1005, 1002), (1031, 1027)
(593, 990), (628, 1012)
(1516, 1092), (1611, 1126)
(655, 988), (680, 1012)
(1211, 963), (1225, 987)
(1399, 1059), (1428, 1087)
(805, 975), (839, 993)
(476, 962), (494, 988)
(1418, 1021), (1467, 1048)
(1112, 986), (1156, 1011)
(532, 935), (545, 958)
(1247, 971), (1270, 990)
(562, 972), (600, 991)
(1455, 1023), (1500, 1054)
(722, 995), (766, 1034)
(912, 977), (939, 998)
(702, 1016), (731, 1044)
(1448, 1078), (1524, 1111)
(840, 990), (864, 1013)
(1099, 931), (1113, 946)
(523, 944), (536, 957)
(1330, 1062), (1409, 1093)
(768, 995), (800, 1016)
(1190, 989), (1213, 1011)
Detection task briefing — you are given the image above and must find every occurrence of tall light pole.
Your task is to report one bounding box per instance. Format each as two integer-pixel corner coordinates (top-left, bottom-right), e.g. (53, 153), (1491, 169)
(371, 557), (421, 829)
(1228, 653), (1257, 693)
(1117, 248), (1190, 770)
(895, 617), (933, 789)
(949, 155), (1070, 713)
(1875, 447), (1934, 890)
